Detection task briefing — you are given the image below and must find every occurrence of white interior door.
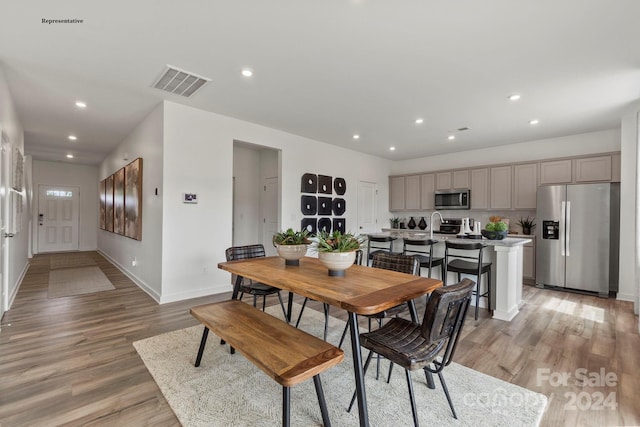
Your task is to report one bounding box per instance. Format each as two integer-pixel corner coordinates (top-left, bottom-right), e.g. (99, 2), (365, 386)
(0, 135), (8, 320)
(262, 177), (278, 256)
(358, 181), (377, 233)
(37, 185), (80, 253)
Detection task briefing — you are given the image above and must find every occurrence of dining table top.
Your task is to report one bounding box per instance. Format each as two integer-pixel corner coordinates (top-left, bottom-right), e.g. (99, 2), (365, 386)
(218, 256), (442, 315)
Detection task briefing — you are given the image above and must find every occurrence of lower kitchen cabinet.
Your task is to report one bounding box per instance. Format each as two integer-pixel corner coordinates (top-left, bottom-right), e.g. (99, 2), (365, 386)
(522, 237), (535, 282)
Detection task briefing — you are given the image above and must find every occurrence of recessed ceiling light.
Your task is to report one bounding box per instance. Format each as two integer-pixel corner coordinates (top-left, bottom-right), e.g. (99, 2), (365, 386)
(529, 119), (540, 125)
(448, 135), (455, 140)
(353, 134), (360, 140)
(75, 101), (87, 108)
(389, 146), (396, 151)
(66, 154), (74, 158)
(241, 69), (253, 77)
(508, 94), (521, 101)
(415, 118), (424, 124)
(68, 135), (77, 140)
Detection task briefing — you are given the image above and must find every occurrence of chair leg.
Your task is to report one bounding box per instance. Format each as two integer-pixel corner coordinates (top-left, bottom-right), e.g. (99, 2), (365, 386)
(253, 294), (257, 308)
(295, 297), (309, 328)
(313, 375), (332, 427)
(437, 371), (458, 419)
(405, 369), (420, 427)
(387, 362), (394, 383)
(348, 350), (374, 412)
(475, 276), (480, 320)
(194, 327), (209, 367)
(338, 321), (349, 348)
(282, 385), (290, 427)
(262, 295), (267, 311)
(487, 267), (492, 315)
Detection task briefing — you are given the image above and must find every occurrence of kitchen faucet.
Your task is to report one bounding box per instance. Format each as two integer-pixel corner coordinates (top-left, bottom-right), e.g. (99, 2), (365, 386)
(429, 211), (444, 239)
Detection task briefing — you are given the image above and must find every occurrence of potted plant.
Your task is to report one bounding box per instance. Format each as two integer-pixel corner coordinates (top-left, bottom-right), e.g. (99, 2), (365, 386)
(482, 220), (508, 240)
(273, 228), (310, 266)
(517, 216), (536, 235)
(312, 230), (365, 276)
(389, 217), (400, 229)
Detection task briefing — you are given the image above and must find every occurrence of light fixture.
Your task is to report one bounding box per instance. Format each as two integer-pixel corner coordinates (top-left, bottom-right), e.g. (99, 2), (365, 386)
(529, 119), (540, 125)
(66, 154), (74, 158)
(389, 146), (396, 151)
(448, 135), (455, 140)
(75, 101), (87, 108)
(415, 118), (424, 124)
(241, 69), (253, 77)
(508, 94), (521, 101)
(352, 134), (360, 140)
(68, 135), (77, 140)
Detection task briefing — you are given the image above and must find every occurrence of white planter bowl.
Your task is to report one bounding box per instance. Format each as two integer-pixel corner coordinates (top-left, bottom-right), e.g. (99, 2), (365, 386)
(275, 244), (308, 266)
(318, 251), (357, 276)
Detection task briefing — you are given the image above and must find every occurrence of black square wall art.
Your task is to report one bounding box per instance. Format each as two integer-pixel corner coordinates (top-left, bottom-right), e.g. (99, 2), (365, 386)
(318, 218), (332, 233)
(334, 177), (346, 195)
(318, 197), (332, 215)
(301, 218), (317, 235)
(333, 218), (346, 234)
(317, 175), (332, 194)
(332, 198), (346, 216)
(301, 173), (317, 193)
(301, 195), (317, 215)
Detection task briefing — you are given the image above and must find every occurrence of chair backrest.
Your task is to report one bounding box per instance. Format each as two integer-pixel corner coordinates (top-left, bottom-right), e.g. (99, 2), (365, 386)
(444, 241), (487, 265)
(354, 249), (364, 266)
(371, 252), (420, 276)
(225, 244), (266, 285)
(420, 278), (475, 368)
(403, 238), (438, 258)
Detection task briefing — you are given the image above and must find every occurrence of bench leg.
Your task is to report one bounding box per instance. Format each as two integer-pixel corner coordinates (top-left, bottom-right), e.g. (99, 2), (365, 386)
(313, 375), (332, 427)
(195, 327), (209, 367)
(282, 386), (290, 427)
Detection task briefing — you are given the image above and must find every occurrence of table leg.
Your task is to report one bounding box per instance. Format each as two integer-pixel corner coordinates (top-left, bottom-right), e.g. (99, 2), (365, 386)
(222, 275), (244, 352)
(348, 312), (369, 427)
(287, 291), (294, 323)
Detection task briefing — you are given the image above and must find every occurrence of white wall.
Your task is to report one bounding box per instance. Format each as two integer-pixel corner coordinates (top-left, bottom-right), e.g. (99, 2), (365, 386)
(232, 145), (262, 246)
(391, 129), (621, 174)
(32, 160), (99, 252)
(98, 103), (164, 301)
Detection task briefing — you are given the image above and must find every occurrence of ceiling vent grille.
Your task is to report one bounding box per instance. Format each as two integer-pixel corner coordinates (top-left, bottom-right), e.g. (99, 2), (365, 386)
(152, 65), (211, 97)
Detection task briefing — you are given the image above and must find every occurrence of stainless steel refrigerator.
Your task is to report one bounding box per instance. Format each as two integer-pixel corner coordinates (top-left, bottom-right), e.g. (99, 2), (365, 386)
(536, 183), (619, 296)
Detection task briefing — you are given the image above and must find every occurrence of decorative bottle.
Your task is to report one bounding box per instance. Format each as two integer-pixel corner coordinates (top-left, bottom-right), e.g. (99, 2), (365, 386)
(408, 217), (416, 229)
(418, 217), (427, 230)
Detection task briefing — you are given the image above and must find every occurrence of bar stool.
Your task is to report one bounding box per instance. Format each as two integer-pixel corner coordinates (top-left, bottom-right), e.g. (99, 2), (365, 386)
(402, 238), (444, 279)
(444, 241), (492, 320)
(366, 235), (396, 266)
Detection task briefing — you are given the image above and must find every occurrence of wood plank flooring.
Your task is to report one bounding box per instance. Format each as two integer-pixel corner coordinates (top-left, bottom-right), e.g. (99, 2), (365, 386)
(1, 251), (638, 426)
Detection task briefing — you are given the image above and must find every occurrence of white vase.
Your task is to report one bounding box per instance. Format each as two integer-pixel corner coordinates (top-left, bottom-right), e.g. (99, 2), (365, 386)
(318, 251), (357, 276)
(275, 244), (308, 266)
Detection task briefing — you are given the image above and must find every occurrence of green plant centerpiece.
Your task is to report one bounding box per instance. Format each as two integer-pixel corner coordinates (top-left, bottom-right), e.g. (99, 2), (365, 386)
(482, 220), (508, 240)
(312, 231), (365, 276)
(389, 217), (400, 229)
(517, 216), (536, 235)
(273, 228), (311, 266)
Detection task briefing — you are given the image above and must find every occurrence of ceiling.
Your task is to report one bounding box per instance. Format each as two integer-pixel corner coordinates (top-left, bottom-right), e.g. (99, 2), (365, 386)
(1, 1), (640, 165)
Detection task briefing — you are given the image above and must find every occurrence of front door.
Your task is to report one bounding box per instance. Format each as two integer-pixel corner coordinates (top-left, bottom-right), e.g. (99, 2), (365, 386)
(37, 185), (80, 253)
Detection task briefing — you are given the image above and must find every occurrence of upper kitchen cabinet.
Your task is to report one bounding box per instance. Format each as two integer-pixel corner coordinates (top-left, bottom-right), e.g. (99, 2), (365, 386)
(389, 176), (405, 211)
(470, 168), (489, 209)
(539, 159), (572, 184)
(420, 173), (436, 210)
(435, 172), (452, 190)
(574, 155), (612, 182)
(453, 170), (470, 189)
(436, 170), (469, 190)
(405, 175), (421, 210)
(490, 166), (512, 209)
(513, 163), (538, 209)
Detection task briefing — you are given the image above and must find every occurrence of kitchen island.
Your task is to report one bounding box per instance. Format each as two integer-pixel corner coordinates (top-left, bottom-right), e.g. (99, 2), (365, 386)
(373, 229), (532, 322)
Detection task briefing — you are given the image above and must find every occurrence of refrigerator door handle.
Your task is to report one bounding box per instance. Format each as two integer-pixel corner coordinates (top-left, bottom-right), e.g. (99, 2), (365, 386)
(566, 201), (571, 257)
(561, 201), (566, 256)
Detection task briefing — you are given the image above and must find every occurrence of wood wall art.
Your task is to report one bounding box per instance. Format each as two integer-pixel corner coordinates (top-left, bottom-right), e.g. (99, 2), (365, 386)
(124, 158), (143, 240)
(113, 168), (125, 235)
(99, 179), (106, 230)
(105, 175), (114, 232)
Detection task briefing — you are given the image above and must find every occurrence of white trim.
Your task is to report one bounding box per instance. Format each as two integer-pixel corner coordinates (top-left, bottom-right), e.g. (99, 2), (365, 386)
(616, 293), (637, 303)
(98, 250), (161, 303)
(8, 261), (29, 309)
(159, 284), (228, 304)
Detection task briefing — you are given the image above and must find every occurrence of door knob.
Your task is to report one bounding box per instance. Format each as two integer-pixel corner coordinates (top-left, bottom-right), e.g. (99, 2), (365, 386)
(4, 233), (15, 238)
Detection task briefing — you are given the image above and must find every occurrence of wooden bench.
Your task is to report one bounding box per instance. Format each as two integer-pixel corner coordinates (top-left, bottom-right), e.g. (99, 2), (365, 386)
(190, 300), (344, 427)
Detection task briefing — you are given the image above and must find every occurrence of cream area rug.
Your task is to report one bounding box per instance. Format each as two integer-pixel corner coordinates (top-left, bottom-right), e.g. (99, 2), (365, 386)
(50, 252), (97, 269)
(48, 266), (115, 298)
(134, 303), (547, 427)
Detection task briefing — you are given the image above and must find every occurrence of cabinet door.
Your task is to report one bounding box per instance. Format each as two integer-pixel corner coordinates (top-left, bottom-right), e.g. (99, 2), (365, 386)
(389, 176), (405, 211)
(453, 170), (470, 189)
(436, 172), (452, 190)
(539, 159), (572, 184)
(523, 242), (535, 280)
(574, 156), (612, 182)
(513, 163), (538, 209)
(490, 166), (512, 209)
(470, 168), (489, 209)
(420, 173), (435, 210)
(405, 175), (421, 210)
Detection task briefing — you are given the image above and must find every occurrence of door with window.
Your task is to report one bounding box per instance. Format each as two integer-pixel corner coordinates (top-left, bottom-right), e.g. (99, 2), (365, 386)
(37, 185), (80, 252)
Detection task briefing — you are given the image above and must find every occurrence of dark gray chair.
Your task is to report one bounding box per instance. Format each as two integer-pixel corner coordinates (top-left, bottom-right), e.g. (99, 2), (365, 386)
(349, 279), (475, 426)
(402, 238), (444, 279)
(366, 235), (396, 266)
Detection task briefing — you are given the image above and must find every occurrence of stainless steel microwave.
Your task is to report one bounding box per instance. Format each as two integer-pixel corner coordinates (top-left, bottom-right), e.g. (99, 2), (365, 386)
(434, 189), (471, 210)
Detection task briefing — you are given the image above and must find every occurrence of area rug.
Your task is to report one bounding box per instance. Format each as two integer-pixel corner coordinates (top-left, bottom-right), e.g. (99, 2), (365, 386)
(134, 304), (547, 427)
(48, 266), (115, 298)
(50, 252), (97, 269)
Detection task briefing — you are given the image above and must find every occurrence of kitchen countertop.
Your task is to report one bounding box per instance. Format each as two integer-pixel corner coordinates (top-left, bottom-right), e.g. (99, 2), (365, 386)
(377, 228), (532, 247)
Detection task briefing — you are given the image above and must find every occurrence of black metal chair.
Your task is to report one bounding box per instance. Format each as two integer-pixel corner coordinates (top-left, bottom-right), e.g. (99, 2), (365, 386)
(366, 235), (396, 266)
(402, 238), (444, 279)
(444, 241), (492, 320)
(295, 250), (363, 340)
(225, 244), (288, 318)
(348, 279), (475, 425)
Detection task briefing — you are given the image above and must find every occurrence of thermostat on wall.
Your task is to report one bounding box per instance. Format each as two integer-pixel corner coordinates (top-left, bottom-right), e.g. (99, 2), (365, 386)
(183, 193), (197, 204)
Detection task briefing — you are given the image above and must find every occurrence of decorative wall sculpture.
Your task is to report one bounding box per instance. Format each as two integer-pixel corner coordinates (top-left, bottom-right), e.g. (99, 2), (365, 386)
(113, 168), (125, 235)
(300, 172), (347, 235)
(124, 158), (143, 240)
(101, 157), (143, 240)
(99, 179), (106, 230)
(105, 175), (114, 232)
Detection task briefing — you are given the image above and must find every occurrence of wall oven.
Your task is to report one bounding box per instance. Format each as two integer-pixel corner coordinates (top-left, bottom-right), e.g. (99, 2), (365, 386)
(434, 189), (471, 210)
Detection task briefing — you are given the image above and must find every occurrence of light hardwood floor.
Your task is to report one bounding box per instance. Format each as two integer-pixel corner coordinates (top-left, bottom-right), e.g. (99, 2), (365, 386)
(1, 252), (638, 426)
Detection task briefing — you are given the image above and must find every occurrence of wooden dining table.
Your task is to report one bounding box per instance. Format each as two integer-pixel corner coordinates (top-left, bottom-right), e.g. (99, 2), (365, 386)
(218, 255), (442, 427)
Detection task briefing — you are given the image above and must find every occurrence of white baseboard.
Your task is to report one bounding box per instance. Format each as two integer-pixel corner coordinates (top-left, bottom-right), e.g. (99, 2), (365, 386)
(616, 292), (637, 303)
(8, 261), (30, 309)
(97, 250), (161, 303)
(159, 284), (229, 304)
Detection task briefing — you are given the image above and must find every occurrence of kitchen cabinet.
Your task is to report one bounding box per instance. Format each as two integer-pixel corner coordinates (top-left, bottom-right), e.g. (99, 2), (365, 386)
(453, 170), (470, 189)
(389, 176), (405, 211)
(405, 175), (421, 210)
(539, 159), (572, 184)
(522, 238), (535, 282)
(574, 155), (612, 182)
(490, 166), (512, 209)
(470, 168), (489, 209)
(513, 163), (538, 209)
(420, 173), (435, 210)
(435, 172), (452, 190)
(612, 153), (621, 182)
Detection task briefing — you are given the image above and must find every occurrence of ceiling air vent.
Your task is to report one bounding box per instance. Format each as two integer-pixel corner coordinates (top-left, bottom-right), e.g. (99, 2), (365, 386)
(152, 65), (211, 97)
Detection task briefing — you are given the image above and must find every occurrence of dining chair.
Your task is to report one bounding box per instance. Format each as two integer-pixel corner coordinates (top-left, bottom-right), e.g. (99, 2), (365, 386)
(366, 235), (396, 266)
(225, 244), (288, 318)
(402, 238), (444, 279)
(348, 278), (475, 426)
(444, 241), (492, 320)
(295, 249), (363, 340)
